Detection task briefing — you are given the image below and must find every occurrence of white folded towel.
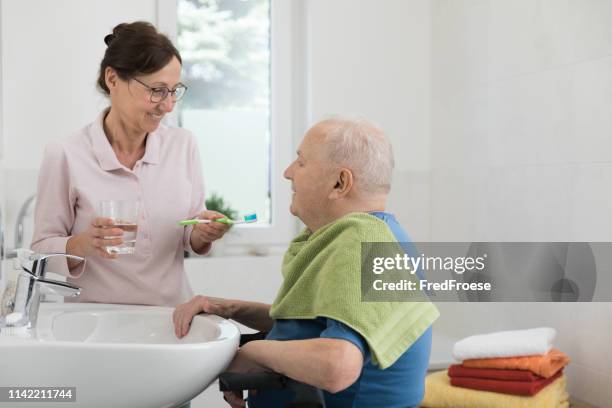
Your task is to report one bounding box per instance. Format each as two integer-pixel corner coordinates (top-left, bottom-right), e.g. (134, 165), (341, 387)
(452, 327), (556, 361)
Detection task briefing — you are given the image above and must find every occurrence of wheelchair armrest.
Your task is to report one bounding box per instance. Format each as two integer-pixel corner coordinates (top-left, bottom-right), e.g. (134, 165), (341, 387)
(218, 372), (326, 408)
(226, 332), (326, 407)
(219, 371), (287, 391)
(240, 331), (269, 346)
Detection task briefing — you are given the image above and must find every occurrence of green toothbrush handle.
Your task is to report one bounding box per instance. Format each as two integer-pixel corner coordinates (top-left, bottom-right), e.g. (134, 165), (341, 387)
(213, 218), (232, 225)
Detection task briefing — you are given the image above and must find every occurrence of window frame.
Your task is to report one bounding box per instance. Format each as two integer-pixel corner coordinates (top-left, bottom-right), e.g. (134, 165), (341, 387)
(157, 0), (299, 247)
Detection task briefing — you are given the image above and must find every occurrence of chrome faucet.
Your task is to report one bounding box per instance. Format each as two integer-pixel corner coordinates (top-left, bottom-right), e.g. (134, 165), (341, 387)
(0, 252), (84, 331)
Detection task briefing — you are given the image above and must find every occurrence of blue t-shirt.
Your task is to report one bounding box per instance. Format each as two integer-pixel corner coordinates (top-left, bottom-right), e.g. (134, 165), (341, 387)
(248, 212), (433, 408)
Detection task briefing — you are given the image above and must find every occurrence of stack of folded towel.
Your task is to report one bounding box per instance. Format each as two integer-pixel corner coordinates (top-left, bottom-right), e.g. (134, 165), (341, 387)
(421, 328), (571, 408)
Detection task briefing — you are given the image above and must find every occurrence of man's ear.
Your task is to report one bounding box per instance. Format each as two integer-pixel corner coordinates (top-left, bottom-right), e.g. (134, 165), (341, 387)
(330, 168), (354, 200)
(105, 67), (119, 92)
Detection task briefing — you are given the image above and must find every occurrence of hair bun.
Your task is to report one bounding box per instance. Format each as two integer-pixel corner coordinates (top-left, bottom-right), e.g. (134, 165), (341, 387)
(104, 34), (115, 46)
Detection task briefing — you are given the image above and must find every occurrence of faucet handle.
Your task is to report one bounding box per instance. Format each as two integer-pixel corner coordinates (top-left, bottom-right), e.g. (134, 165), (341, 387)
(29, 252), (85, 263)
(22, 252), (86, 277)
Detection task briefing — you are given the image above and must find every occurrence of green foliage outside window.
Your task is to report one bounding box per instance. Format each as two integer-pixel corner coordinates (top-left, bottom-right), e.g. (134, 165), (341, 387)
(205, 192), (238, 220)
(177, 0), (270, 110)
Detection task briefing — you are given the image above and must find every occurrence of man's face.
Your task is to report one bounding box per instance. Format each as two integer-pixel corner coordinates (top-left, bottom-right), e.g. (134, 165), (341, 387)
(283, 125), (337, 226)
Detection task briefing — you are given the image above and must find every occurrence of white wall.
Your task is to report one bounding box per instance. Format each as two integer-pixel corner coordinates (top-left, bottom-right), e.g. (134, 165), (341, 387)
(0, 0), (160, 250)
(1, 0), (159, 170)
(305, 0), (433, 241)
(431, 0), (612, 405)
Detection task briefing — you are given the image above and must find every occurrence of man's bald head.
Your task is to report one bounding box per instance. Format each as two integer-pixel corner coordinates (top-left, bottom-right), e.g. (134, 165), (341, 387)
(313, 116), (394, 195)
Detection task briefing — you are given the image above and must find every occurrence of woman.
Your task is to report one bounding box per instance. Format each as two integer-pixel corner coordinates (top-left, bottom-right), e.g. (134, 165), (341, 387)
(31, 21), (228, 306)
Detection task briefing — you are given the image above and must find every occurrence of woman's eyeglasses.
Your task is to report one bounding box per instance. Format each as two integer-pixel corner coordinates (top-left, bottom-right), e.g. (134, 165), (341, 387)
(131, 77), (187, 103)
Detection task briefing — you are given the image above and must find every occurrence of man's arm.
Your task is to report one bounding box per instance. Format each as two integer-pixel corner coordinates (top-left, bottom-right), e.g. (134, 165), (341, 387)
(230, 338), (364, 393)
(230, 300), (274, 332)
(173, 296), (274, 338)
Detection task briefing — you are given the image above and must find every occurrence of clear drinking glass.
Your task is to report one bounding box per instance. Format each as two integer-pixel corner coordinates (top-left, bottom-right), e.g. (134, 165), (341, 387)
(99, 200), (139, 255)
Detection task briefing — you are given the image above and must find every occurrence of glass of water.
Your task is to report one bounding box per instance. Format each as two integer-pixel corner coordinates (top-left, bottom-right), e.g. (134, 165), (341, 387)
(99, 200), (139, 255)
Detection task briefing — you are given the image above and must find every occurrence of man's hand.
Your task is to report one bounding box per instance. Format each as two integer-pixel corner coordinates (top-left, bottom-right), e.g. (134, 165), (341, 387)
(172, 295), (235, 338)
(222, 342), (271, 408)
(223, 391), (246, 408)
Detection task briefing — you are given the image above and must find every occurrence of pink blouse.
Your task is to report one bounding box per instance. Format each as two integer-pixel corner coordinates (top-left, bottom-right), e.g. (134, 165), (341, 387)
(31, 110), (206, 306)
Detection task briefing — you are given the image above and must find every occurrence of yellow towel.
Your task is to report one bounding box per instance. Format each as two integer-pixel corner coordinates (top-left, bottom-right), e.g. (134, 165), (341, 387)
(420, 370), (569, 408)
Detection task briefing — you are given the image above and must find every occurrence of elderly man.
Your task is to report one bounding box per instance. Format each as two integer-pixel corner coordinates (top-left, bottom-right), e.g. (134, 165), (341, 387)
(173, 117), (439, 408)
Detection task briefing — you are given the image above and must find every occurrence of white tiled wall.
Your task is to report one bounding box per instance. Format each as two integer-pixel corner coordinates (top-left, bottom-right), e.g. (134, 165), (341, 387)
(306, 0), (433, 240)
(431, 1), (612, 404)
(387, 170), (432, 242)
(306, 0), (432, 174)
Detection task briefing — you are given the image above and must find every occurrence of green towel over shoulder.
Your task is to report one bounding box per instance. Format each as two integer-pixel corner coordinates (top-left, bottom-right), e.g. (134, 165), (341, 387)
(270, 212), (439, 369)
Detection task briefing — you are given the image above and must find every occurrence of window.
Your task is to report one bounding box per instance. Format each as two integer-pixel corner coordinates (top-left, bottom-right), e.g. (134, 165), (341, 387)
(178, 0), (271, 223)
(161, 0), (297, 246)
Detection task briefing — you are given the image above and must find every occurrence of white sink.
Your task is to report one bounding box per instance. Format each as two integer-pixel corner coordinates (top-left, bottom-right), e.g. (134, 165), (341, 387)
(0, 303), (240, 408)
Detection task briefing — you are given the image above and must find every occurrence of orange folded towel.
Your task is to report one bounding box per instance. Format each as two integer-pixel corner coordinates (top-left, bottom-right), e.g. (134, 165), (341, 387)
(462, 348), (569, 378)
(450, 369), (563, 396)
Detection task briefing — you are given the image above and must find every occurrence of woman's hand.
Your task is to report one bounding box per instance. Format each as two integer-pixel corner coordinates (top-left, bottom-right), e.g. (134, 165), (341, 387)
(173, 295), (236, 338)
(66, 217), (124, 260)
(189, 210), (231, 253)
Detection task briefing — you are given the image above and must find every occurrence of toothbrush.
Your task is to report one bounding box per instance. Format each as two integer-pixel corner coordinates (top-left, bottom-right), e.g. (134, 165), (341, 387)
(179, 213), (257, 226)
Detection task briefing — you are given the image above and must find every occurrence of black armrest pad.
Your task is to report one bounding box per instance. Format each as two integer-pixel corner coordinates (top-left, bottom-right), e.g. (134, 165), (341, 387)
(218, 372), (326, 407)
(240, 331), (269, 346)
(218, 372), (287, 392)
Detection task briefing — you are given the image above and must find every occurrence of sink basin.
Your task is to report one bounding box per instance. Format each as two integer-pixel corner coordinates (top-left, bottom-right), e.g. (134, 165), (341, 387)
(0, 303), (240, 408)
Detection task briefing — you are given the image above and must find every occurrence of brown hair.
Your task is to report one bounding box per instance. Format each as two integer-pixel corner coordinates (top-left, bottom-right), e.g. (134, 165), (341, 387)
(97, 21), (182, 94)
